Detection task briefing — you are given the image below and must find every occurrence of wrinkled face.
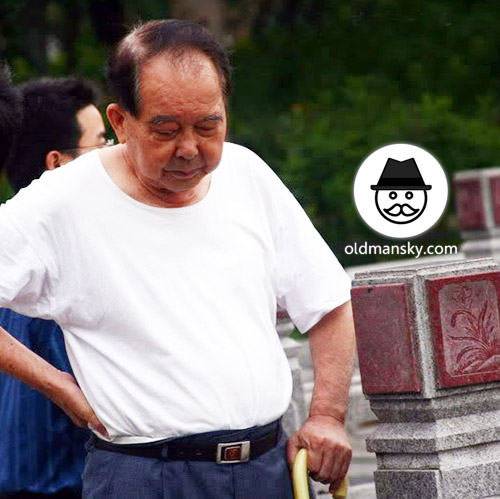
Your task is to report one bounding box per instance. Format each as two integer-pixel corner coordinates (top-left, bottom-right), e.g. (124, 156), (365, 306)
(119, 51), (227, 198)
(375, 189), (428, 224)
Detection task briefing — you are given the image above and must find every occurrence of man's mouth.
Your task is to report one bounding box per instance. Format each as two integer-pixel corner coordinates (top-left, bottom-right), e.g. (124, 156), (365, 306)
(384, 203), (419, 217)
(168, 168), (202, 179)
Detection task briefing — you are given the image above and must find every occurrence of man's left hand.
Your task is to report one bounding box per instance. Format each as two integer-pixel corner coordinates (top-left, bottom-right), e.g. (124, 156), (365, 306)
(287, 414), (352, 494)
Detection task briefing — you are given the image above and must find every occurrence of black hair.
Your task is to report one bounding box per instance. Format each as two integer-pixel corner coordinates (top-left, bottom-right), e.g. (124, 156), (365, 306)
(107, 19), (232, 116)
(6, 77), (100, 192)
(0, 63), (22, 172)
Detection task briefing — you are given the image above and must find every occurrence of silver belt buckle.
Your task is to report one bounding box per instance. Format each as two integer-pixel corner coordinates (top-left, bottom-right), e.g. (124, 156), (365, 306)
(216, 440), (251, 464)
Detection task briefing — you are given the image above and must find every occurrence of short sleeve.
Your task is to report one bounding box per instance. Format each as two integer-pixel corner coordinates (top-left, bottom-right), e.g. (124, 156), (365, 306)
(233, 144), (351, 334)
(275, 190), (351, 333)
(0, 204), (54, 319)
(259, 173), (351, 333)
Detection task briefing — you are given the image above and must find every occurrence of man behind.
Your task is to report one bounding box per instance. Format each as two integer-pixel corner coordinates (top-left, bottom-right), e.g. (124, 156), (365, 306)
(0, 76), (107, 498)
(0, 21), (355, 498)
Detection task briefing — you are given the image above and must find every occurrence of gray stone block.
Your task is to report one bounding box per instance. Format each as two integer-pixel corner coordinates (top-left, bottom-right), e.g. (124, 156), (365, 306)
(367, 406), (500, 454)
(440, 461), (500, 499)
(352, 258), (500, 499)
(374, 470), (442, 499)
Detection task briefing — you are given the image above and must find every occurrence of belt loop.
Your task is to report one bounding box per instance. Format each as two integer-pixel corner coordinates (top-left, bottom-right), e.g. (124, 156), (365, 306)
(276, 418), (282, 444)
(85, 433), (97, 452)
(160, 443), (169, 460)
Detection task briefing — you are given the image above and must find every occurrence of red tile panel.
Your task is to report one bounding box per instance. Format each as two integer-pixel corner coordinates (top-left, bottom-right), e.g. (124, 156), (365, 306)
(453, 178), (485, 230)
(427, 272), (500, 388)
(352, 283), (421, 394)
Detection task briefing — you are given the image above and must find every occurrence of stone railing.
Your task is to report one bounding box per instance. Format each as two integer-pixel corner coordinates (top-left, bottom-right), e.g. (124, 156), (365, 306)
(352, 257), (500, 499)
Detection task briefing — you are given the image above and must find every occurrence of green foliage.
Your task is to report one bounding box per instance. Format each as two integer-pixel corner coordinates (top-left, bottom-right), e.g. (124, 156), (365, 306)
(0, 173), (14, 204)
(70, 19), (108, 82)
(230, 0), (500, 265)
(272, 84), (500, 264)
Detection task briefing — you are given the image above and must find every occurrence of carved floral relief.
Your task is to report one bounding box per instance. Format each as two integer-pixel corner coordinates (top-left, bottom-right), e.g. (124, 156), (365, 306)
(439, 280), (500, 381)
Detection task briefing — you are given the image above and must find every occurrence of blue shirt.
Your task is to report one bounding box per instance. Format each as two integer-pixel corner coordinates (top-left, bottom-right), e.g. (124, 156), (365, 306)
(0, 309), (88, 494)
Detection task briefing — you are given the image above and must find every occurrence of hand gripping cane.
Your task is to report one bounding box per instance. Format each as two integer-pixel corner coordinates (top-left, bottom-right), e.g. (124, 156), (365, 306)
(292, 448), (348, 499)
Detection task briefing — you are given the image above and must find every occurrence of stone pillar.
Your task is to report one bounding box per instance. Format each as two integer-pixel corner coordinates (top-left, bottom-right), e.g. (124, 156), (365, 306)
(277, 310), (308, 437)
(351, 258), (500, 499)
(454, 168), (500, 260)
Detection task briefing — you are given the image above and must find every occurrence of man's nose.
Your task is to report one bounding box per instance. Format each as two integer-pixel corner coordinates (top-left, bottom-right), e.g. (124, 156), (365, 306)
(175, 129), (198, 160)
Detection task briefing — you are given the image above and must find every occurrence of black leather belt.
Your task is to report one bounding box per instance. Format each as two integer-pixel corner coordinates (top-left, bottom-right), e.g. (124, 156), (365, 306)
(92, 420), (281, 464)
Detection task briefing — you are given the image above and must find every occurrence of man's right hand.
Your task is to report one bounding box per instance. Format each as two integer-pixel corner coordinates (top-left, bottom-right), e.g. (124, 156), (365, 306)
(51, 371), (109, 438)
(0, 325), (108, 439)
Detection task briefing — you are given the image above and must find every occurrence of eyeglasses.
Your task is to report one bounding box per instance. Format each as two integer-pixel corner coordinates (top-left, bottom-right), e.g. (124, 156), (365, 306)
(92, 138), (115, 149)
(61, 138), (115, 156)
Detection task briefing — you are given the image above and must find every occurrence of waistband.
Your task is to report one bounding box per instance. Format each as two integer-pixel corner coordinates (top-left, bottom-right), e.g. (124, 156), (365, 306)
(90, 419), (282, 464)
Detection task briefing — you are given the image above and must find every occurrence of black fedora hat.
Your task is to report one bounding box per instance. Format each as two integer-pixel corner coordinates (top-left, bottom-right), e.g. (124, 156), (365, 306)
(371, 158), (432, 190)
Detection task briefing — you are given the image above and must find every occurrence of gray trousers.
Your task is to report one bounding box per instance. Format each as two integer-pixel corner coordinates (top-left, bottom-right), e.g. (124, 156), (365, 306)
(82, 421), (303, 499)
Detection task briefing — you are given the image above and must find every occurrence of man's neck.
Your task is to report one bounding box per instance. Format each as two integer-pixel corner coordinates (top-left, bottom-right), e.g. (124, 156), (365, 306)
(98, 146), (211, 208)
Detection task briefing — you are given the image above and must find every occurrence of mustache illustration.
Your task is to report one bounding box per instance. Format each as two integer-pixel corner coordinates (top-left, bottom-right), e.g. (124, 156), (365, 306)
(383, 203), (419, 217)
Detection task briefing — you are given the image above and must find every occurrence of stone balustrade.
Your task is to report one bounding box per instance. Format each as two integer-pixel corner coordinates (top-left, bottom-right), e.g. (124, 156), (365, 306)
(352, 257), (500, 499)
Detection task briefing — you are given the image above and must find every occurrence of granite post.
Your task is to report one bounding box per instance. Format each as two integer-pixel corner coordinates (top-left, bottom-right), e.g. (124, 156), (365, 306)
(454, 168), (500, 260)
(352, 258), (500, 499)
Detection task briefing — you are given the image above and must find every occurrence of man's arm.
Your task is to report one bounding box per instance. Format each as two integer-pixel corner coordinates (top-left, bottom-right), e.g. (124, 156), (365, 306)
(286, 300), (355, 494)
(0, 324), (108, 437)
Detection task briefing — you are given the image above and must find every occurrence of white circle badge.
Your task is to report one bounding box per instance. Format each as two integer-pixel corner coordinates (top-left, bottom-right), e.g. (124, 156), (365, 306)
(353, 144), (448, 239)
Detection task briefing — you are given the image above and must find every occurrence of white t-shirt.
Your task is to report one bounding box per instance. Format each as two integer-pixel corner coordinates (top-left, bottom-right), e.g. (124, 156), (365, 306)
(0, 142), (351, 443)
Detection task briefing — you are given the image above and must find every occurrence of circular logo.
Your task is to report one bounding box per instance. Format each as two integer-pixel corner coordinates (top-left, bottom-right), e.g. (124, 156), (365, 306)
(353, 144), (448, 239)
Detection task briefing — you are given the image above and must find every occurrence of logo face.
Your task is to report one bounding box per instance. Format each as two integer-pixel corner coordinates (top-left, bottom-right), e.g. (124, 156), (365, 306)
(354, 144), (448, 239)
(372, 157), (431, 225)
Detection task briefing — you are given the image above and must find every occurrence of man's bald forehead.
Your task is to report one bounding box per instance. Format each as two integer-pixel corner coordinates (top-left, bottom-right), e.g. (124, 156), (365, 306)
(135, 50), (223, 116)
(141, 50), (222, 87)
(107, 20), (232, 117)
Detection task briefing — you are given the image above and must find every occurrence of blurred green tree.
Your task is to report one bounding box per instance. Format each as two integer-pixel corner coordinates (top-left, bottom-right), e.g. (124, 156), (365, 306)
(230, 0), (500, 264)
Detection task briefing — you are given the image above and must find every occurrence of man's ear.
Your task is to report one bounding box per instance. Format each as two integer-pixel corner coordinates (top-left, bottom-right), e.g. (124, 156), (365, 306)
(107, 103), (128, 144)
(45, 150), (67, 170)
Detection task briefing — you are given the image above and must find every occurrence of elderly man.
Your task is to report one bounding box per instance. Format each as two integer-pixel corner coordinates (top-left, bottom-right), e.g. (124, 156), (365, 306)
(0, 76), (107, 498)
(0, 20), (354, 498)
